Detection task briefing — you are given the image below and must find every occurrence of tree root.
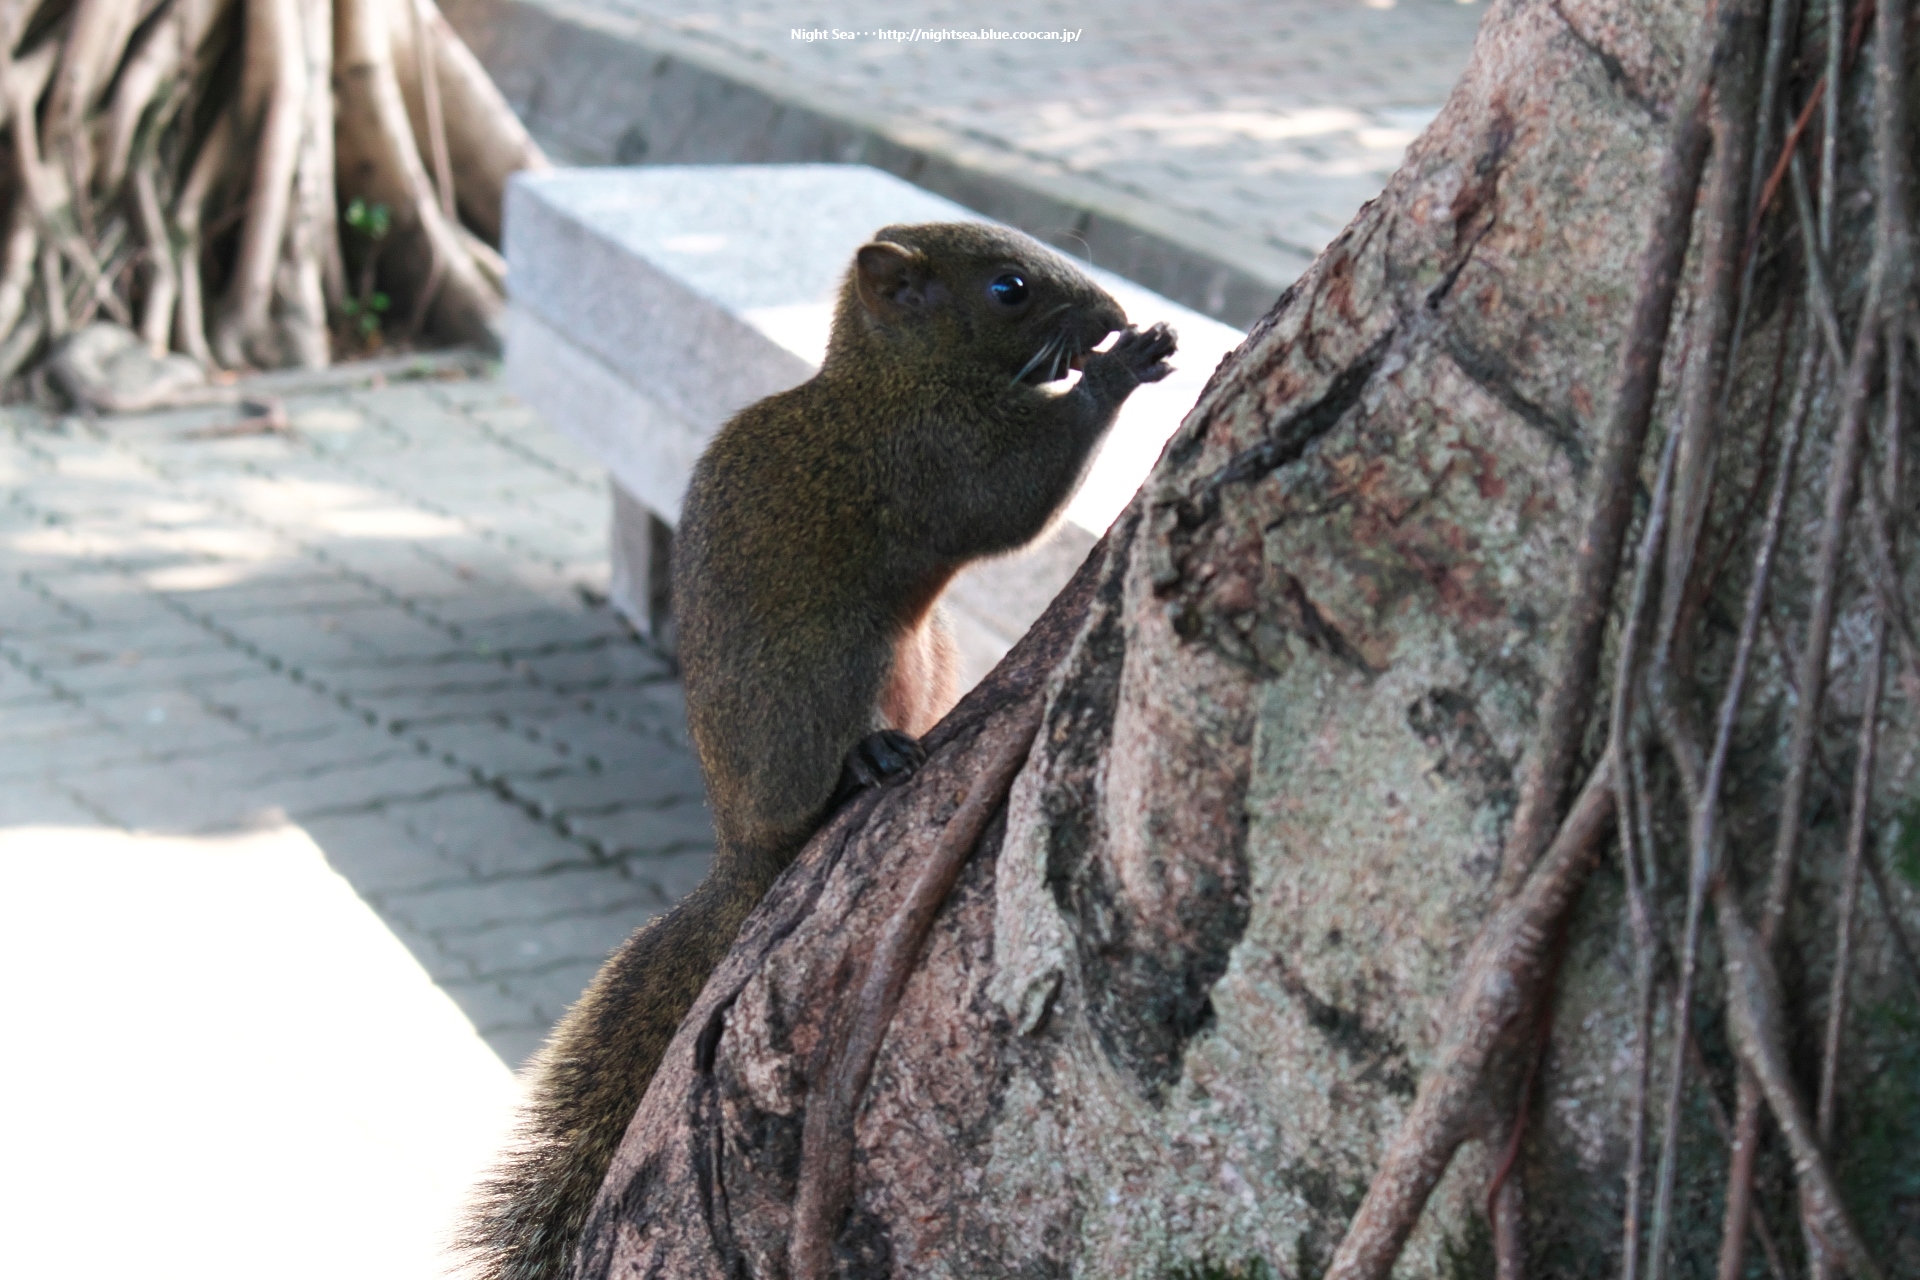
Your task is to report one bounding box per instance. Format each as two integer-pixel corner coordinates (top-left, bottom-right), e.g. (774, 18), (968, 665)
(1489, 0), (1745, 902)
(1325, 764), (1616, 1280)
(789, 699), (1045, 1279)
(1716, 884), (1883, 1280)
(391, 0), (548, 244)
(0, 0), (532, 383)
(335, 0), (502, 349)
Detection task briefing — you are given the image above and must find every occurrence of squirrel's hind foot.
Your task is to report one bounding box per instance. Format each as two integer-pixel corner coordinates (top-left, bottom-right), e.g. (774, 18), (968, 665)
(833, 729), (925, 807)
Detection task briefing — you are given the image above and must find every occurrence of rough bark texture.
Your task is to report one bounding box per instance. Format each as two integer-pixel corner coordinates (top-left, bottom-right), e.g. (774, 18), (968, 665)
(578, 0), (1919, 1274)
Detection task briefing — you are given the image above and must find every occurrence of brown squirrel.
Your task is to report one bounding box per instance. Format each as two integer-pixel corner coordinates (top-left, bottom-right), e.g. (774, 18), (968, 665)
(461, 221), (1176, 1280)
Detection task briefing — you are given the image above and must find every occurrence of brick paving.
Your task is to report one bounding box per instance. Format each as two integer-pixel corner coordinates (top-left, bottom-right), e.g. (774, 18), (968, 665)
(1, 3), (1486, 1086)
(0, 368), (711, 1068)
(582, 0), (1484, 264)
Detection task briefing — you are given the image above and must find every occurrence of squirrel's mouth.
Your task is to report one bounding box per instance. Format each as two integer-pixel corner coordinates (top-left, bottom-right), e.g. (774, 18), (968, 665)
(1014, 331), (1092, 386)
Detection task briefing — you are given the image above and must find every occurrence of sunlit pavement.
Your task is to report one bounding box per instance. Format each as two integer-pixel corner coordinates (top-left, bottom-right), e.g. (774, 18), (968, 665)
(563, 0), (1484, 268)
(0, 824), (520, 1277)
(0, 368), (713, 1275)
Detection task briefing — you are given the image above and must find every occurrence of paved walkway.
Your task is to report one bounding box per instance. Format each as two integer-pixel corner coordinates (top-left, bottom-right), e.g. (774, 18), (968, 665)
(1, 367), (710, 1071)
(584, 0), (1484, 266)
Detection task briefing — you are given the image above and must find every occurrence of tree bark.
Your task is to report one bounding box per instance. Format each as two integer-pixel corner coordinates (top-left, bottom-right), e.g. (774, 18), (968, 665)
(575, 0), (1920, 1275)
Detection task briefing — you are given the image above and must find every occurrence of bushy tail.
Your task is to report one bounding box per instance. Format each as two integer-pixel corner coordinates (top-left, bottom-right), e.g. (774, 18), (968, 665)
(459, 876), (753, 1280)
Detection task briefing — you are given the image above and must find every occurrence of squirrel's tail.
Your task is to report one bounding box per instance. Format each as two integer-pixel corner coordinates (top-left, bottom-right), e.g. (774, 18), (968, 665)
(458, 874), (753, 1280)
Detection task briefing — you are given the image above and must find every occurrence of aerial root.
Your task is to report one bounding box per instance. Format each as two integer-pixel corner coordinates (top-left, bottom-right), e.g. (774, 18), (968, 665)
(0, 0), (538, 385)
(788, 699), (1045, 1280)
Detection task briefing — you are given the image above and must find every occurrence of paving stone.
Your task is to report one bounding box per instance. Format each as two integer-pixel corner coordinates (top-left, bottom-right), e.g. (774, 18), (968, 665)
(479, 1023), (552, 1070)
(435, 973), (554, 1047)
(265, 753), (479, 818)
(598, 678), (689, 732)
(607, 845), (713, 901)
(175, 574), (389, 618)
(188, 670), (360, 738)
(381, 788), (591, 877)
(0, 576), (89, 634)
(505, 762), (706, 820)
(302, 809), (476, 894)
(492, 958), (611, 1023)
(411, 721), (577, 779)
(59, 757), (278, 833)
(437, 905), (651, 981)
(75, 686), (262, 757)
(365, 906), (479, 984)
(441, 603), (638, 651)
(0, 775), (104, 826)
(67, 746), (469, 829)
(216, 720), (423, 782)
(5, 370), (731, 1070)
(383, 862), (666, 937)
(0, 690), (98, 739)
(513, 643), (672, 692)
(516, 709), (693, 771)
(359, 680), (591, 729)
(311, 605), (474, 664)
(210, 614), (421, 674)
(13, 611), (219, 660)
(19, 570), (187, 627)
(20, 643), (258, 696)
(331, 666), (541, 712)
(569, 804), (716, 863)
(18, 730), (232, 778)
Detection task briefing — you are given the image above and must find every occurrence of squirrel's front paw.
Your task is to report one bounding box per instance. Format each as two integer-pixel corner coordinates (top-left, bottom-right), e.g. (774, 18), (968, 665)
(832, 729), (926, 807)
(1087, 321), (1178, 390)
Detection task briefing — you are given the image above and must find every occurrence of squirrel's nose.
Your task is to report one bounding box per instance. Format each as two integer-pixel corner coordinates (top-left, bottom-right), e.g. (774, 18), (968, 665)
(1098, 301), (1126, 336)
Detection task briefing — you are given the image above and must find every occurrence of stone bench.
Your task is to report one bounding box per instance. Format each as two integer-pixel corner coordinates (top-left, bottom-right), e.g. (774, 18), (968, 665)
(502, 164), (1245, 686)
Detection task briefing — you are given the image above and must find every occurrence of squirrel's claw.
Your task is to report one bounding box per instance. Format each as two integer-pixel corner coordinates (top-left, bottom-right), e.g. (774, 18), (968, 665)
(1093, 321), (1178, 387)
(832, 729), (926, 807)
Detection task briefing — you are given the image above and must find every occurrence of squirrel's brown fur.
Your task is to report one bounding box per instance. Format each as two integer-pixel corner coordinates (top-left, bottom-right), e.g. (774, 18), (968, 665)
(460, 221), (1176, 1280)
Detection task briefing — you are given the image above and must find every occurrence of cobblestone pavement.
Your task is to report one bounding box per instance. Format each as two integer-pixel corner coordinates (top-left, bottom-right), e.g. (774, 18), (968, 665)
(583, 0), (1484, 263)
(0, 368), (711, 1067)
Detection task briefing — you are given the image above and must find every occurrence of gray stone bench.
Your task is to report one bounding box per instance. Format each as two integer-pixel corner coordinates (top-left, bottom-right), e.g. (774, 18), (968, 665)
(502, 164), (1244, 686)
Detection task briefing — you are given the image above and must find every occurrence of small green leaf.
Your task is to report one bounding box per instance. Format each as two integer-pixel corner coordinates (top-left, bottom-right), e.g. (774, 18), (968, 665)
(369, 292), (390, 313)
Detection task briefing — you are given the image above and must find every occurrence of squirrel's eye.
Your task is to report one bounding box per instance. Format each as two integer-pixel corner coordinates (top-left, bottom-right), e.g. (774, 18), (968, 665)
(989, 273), (1029, 307)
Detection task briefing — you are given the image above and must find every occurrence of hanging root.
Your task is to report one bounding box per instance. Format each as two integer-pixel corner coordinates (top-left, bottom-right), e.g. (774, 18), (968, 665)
(789, 700), (1045, 1280)
(1328, 0), (1914, 1270)
(1325, 767), (1617, 1279)
(335, 0), (508, 349)
(172, 112), (233, 369)
(0, 0), (537, 388)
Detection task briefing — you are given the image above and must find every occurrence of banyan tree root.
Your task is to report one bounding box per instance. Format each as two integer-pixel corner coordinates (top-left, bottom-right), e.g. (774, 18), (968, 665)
(1325, 0), (1914, 1271)
(0, 0), (544, 396)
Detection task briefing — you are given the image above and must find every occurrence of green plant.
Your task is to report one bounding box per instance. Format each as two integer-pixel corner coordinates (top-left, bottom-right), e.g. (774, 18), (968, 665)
(341, 198), (393, 347)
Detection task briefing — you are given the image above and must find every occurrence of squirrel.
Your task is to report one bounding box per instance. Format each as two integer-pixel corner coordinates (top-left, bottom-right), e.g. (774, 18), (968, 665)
(460, 221), (1177, 1280)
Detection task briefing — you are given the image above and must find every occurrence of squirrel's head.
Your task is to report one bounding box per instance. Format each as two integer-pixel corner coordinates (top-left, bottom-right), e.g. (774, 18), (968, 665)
(832, 222), (1126, 385)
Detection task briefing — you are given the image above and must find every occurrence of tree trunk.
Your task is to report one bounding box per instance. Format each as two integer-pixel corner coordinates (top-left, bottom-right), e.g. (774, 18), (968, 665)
(575, 0), (1919, 1275)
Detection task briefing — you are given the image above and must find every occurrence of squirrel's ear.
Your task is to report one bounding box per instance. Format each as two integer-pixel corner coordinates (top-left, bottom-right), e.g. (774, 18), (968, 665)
(854, 241), (938, 317)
